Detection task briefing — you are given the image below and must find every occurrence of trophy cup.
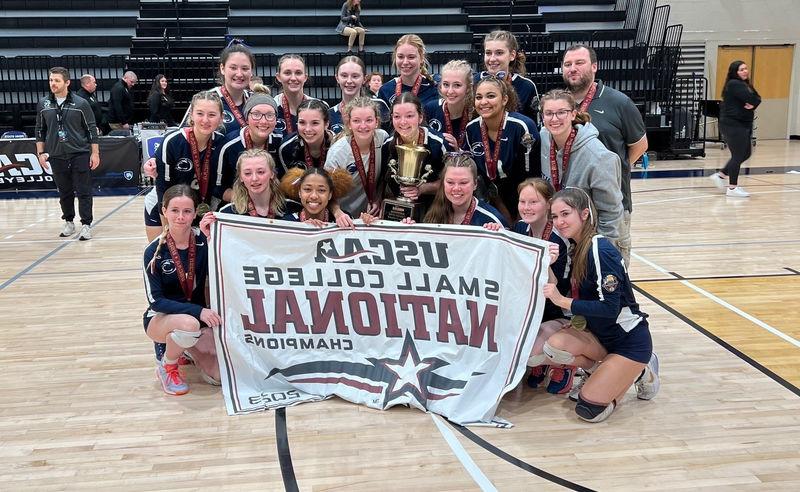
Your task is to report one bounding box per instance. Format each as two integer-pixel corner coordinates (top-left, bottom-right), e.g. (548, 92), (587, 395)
(381, 143), (433, 221)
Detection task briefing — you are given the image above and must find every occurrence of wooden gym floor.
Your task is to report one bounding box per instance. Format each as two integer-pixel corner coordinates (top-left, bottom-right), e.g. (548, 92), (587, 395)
(1, 140), (799, 491)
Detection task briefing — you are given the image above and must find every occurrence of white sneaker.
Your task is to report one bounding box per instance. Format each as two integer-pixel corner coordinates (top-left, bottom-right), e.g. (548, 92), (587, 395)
(636, 352), (660, 400)
(726, 186), (750, 198)
(59, 221), (75, 237)
(709, 172), (726, 191)
(78, 224), (92, 240)
(568, 369), (587, 402)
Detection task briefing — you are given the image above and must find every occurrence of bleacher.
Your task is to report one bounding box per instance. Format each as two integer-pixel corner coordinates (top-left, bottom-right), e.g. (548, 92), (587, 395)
(0, 0), (704, 156)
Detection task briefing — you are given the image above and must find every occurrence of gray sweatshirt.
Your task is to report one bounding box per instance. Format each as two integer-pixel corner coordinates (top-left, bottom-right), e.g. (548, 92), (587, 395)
(540, 122), (623, 239)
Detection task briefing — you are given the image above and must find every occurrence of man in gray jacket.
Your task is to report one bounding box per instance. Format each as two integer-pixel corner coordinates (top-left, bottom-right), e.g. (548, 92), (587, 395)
(35, 67), (100, 240)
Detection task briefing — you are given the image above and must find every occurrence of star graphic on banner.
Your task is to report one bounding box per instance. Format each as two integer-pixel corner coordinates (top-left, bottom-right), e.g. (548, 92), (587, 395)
(320, 239), (334, 254)
(369, 331), (449, 407)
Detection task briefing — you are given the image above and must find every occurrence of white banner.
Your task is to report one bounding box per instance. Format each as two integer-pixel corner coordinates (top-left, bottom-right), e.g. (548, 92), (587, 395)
(209, 216), (550, 425)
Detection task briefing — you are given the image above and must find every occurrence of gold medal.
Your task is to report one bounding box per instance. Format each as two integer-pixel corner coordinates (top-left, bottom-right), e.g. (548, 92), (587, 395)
(196, 202), (211, 217)
(571, 315), (587, 331)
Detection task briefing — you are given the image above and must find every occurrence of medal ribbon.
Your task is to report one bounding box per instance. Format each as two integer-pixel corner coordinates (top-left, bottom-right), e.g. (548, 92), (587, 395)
(443, 103), (469, 149)
(578, 82), (597, 113)
(304, 141), (327, 169)
(395, 75), (422, 99)
(300, 209), (329, 223)
(220, 86), (246, 127)
(480, 113), (505, 181)
(350, 136), (377, 205)
(243, 127), (268, 150)
(530, 222), (553, 241)
(460, 197), (478, 225)
(247, 196), (274, 218)
(185, 128), (212, 203)
(281, 94), (307, 135)
(165, 232), (196, 302)
(549, 127), (577, 191)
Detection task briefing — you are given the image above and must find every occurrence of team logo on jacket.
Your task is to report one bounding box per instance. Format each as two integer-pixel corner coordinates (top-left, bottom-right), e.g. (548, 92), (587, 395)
(43, 100), (52, 108)
(175, 158), (193, 172)
(223, 110), (235, 124)
(274, 118), (287, 133)
(602, 274), (619, 293)
(330, 123), (344, 134)
(429, 118), (442, 132)
(123, 170), (134, 181)
(161, 259), (177, 275)
(469, 142), (485, 156)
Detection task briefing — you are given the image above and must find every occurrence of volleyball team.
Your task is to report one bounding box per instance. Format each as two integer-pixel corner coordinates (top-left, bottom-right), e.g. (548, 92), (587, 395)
(143, 30), (660, 423)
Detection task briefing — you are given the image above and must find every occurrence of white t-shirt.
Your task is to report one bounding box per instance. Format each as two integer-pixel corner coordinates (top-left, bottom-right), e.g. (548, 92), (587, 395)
(324, 129), (390, 215)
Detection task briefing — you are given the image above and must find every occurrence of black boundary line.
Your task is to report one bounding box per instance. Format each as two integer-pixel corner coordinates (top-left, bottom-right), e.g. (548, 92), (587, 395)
(275, 408), (299, 492)
(0, 190), (144, 291)
(634, 271), (800, 283)
(447, 422), (596, 492)
(633, 284), (800, 398)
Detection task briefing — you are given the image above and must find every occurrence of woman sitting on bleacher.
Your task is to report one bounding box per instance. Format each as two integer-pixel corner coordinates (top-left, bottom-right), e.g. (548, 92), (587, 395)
(336, 0), (367, 53)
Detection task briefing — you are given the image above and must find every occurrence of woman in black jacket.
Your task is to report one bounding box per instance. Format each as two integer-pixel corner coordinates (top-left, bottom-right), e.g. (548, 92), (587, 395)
(710, 60), (761, 198)
(335, 0), (366, 53)
(148, 74), (177, 127)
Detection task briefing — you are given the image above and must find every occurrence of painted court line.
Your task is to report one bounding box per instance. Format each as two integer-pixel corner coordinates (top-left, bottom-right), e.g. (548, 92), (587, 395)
(632, 252), (800, 349)
(431, 414), (497, 492)
(637, 188), (799, 206)
(0, 193), (142, 291)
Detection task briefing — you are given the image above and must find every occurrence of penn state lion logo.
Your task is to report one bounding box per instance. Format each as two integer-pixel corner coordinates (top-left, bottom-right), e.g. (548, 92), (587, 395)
(602, 274), (619, 293)
(175, 157), (193, 172)
(331, 123), (344, 134)
(274, 118), (287, 133)
(429, 118), (443, 132)
(161, 259), (177, 275)
(469, 141), (485, 156)
(223, 110), (235, 124)
(345, 162), (358, 175)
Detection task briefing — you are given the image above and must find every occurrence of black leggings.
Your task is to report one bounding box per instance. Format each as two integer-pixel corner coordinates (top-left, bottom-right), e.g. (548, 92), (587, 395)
(720, 122), (752, 186)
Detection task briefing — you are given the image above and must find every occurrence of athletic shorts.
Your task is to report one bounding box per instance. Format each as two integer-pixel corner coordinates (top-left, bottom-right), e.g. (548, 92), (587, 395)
(599, 321), (652, 364)
(144, 188), (162, 227)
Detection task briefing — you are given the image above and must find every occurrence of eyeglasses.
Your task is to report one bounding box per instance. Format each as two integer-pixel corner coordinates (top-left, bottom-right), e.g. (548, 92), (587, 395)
(543, 109), (573, 120)
(481, 70), (507, 81)
(249, 111), (277, 121)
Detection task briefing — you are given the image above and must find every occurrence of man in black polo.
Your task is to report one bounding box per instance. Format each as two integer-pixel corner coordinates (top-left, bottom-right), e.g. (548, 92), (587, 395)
(76, 73), (105, 135)
(35, 67), (100, 240)
(562, 44), (648, 266)
(108, 70), (138, 131)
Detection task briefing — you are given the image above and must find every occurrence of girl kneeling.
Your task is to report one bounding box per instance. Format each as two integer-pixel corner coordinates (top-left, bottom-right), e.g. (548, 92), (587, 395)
(543, 187), (659, 422)
(143, 185), (222, 395)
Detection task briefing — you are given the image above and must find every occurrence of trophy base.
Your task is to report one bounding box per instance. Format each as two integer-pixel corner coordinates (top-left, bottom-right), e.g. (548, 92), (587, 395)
(382, 198), (422, 222)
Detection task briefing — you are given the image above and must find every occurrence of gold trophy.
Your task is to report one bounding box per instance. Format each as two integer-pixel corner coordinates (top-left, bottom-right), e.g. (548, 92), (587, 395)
(381, 143), (433, 221)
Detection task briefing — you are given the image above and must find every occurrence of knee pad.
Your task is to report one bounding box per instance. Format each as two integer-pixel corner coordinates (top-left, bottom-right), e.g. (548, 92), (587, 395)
(170, 329), (201, 349)
(542, 341), (576, 365)
(527, 353), (548, 367)
(575, 395), (616, 423)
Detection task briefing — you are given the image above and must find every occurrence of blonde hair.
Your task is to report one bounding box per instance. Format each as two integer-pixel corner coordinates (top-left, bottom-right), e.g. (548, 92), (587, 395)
(336, 96), (380, 142)
(539, 89), (591, 126)
(517, 177), (556, 201)
(393, 34), (434, 83)
(188, 90), (226, 132)
(149, 184), (197, 274)
(231, 149), (286, 216)
(440, 59), (474, 119)
(250, 82), (271, 95)
(484, 30), (527, 75)
(424, 153), (478, 225)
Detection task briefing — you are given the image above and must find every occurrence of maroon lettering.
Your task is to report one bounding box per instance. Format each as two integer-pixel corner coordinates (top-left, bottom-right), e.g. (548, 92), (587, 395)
(466, 301), (498, 352)
(306, 291), (349, 334)
(348, 292), (380, 335)
(398, 294), (436, 341)
(242, 288), (270, 333)
(437, 298), (467, 344)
